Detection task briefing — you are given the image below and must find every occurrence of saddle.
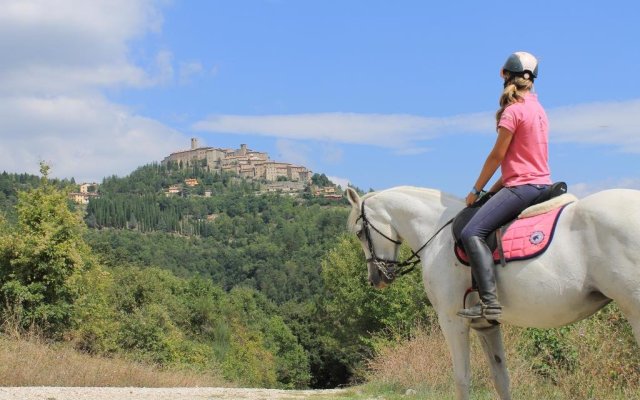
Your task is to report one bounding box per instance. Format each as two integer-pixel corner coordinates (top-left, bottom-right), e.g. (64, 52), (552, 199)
(452, 182), (572, 266)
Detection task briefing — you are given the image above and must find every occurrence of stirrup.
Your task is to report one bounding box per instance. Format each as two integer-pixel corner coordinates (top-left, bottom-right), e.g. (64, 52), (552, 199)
(482, 305), (502, 321)
(457, 303), (502, 320)
(457, 303), (483, 319)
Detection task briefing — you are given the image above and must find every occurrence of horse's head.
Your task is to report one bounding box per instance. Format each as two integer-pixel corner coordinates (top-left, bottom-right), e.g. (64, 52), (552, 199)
(346, 188), (402, 289)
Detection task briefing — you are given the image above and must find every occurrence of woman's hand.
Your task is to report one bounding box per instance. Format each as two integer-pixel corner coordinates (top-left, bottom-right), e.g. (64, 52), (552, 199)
(466, 192), (478, 206)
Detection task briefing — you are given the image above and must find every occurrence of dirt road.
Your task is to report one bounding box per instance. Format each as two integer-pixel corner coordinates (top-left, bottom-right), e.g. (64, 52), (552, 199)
(0, 387), (348, 400)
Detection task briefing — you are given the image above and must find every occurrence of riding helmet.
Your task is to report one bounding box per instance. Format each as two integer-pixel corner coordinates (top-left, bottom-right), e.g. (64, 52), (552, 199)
(502, 51), (538, 79)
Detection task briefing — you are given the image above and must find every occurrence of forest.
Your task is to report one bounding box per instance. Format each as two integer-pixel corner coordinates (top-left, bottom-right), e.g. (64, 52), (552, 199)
(0, 164), (428, 389)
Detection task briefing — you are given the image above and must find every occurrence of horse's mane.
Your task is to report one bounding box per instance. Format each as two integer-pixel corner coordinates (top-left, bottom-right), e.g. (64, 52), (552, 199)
(346, 186), (460, 232)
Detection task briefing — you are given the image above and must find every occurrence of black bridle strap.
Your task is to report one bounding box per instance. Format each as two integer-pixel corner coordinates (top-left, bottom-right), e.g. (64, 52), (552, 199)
(359, 201), (401, 245)
(358, 199), (453, 276)
(400, 217), (454, 272)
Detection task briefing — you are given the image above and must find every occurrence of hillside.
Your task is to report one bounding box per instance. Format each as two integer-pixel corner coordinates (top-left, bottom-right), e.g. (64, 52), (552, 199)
(0, 165), (429, 390)
(82, 163), (349, 304)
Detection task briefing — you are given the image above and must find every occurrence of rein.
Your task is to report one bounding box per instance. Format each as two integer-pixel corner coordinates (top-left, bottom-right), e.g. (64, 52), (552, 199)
(357, 199), (453, 280)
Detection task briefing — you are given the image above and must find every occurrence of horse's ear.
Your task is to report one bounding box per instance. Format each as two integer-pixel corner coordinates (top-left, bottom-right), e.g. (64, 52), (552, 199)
(346, 187), (361, 208)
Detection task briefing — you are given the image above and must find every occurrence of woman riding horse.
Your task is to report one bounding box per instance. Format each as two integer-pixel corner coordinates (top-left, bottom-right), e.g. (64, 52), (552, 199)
(458, 51), (552, 320)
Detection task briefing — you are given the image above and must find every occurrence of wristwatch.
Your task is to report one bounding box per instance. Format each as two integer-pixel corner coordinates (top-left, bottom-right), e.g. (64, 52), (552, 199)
(470, 186), (482, 196)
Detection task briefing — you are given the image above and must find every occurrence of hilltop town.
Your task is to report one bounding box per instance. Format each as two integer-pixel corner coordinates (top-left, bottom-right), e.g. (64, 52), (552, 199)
(161, 138), (312, 183)
(70, 139), (341, 203)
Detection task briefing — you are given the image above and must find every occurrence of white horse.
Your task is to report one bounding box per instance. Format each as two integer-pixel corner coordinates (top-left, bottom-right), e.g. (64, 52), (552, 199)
(345, 186), (640, 400)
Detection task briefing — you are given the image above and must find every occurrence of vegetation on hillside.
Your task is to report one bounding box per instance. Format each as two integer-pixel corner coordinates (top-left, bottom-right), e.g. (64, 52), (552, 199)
(1, 164), (638, 396)
(0, 165), (422, 388)
(0, 166), (313, 387)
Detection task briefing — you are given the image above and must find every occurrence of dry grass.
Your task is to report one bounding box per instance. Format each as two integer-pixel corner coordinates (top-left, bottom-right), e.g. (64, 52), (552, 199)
(367, 308), (640, 400)
(366, 324), (492, 394)
(0, 335), (228, 387)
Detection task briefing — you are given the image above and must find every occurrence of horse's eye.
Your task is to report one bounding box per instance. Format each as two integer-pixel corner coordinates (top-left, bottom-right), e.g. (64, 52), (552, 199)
(356, 229), (364, 238)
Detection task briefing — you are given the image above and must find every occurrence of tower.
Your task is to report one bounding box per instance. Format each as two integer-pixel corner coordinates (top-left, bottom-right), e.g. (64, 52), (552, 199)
(191, 138), (199, 150)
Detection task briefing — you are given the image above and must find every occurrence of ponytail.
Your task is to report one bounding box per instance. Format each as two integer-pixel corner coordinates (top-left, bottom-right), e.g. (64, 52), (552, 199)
(495, 73), (534, 126)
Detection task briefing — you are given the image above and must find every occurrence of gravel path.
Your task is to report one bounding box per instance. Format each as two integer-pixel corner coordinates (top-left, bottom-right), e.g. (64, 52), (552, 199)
(0, 387), (348, 400)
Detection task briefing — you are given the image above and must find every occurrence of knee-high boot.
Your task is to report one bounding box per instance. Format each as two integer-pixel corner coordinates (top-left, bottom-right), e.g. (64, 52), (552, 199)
(457, 236), (502, 320)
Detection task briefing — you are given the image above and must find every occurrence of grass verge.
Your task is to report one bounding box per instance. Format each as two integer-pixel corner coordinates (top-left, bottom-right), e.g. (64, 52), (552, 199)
(360, 304), (640, 400)
(0, 335), (227, 387)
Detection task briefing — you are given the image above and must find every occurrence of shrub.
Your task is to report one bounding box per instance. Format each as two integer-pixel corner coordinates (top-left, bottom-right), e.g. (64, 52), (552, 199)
(0, 163), (96, 337)
(318, 234), (432, 384)
(519, 327), (577, 381)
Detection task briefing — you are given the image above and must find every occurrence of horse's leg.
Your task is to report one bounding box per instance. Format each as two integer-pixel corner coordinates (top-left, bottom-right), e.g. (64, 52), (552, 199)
(614, 302), (640, 347)
(474, 324), (511, 400)
(438, 316), (472, 400)
(628, 316), (640, 347)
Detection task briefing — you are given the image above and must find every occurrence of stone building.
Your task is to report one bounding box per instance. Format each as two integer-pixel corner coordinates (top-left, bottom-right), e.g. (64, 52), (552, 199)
(162, 139), (312, 183)
(79, 182), (98, 193)
(161, 138), (229, 171)
(69, 182), (99, 204)
(184, 178), (198, 187)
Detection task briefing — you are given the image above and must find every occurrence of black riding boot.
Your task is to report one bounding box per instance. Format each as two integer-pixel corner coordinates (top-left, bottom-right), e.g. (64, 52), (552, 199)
(457, 236), (502, 320)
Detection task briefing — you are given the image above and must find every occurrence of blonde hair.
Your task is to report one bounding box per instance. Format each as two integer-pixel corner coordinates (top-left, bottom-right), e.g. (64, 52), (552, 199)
(495, 73), (534, 126)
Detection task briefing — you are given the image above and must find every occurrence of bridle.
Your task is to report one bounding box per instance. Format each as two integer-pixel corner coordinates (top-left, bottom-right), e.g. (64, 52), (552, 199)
(356, 199), (453, 281)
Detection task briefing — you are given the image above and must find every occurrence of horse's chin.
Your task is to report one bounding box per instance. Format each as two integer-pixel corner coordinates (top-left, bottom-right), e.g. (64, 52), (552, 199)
(367, 262), (395, 289)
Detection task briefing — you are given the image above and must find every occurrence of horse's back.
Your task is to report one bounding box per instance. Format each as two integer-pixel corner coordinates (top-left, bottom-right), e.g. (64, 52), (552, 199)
(574, 189), (640, 232)
(578, 188), (640, 207)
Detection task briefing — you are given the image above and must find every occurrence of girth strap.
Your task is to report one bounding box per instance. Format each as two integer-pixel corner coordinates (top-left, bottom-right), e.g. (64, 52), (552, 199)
(496, 229), (506, 268)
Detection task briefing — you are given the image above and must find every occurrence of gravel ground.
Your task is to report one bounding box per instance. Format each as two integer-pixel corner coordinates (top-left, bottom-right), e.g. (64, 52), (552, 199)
(0, 387), (348, 400)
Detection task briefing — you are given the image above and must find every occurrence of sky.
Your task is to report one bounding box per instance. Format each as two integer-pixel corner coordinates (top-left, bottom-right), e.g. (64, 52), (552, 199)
(1, 0), (640, 198)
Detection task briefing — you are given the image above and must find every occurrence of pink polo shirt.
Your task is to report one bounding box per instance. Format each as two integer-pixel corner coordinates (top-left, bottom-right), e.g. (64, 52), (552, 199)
(498, 93), (552, 187)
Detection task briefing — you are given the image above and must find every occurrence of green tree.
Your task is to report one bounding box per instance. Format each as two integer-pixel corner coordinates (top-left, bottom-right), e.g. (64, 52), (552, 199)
(69, 265), (119, 354)
(311, 173), (333, 187)
(222, 321), (278, 387)
(221, 287), (310, 388)
(318, 234), (431, 383)
(0, 163), (96, 336)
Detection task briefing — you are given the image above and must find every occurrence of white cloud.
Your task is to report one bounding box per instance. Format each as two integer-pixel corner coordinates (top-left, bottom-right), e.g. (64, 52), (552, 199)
(0, 0), (191, 181)
(0, 95), (185, 182)
(275, 139), (311, 167)
(150, 50), (176, 87)
(0, 0), (166, 94)
(193, 112), (493, 150)
(569, 178), (640, 199)
(393, 147), (432, 155)
(327, 176), (350, 189)
(548, 99), (640, 152)
(179, 61), (204, 85)
(192, 99), (640, 154)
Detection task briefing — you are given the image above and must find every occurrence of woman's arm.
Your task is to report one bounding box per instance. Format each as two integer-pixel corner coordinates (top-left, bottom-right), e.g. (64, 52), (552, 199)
(465, 127), (514, 206)
(488, 176), (504, 193)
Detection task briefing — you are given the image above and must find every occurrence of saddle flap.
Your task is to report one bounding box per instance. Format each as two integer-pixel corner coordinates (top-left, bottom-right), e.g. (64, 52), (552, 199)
(454, 203), (570, 266)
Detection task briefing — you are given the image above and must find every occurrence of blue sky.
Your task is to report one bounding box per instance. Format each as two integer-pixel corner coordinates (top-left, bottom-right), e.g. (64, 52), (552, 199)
(1, 1), (639, 198)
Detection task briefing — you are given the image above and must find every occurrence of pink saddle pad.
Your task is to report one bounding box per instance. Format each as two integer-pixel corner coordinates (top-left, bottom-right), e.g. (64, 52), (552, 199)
(455, 204), (570, 266)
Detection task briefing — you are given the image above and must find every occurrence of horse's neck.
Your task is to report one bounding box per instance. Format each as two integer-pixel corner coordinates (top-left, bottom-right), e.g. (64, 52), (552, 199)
(378, 188), (463, 251)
